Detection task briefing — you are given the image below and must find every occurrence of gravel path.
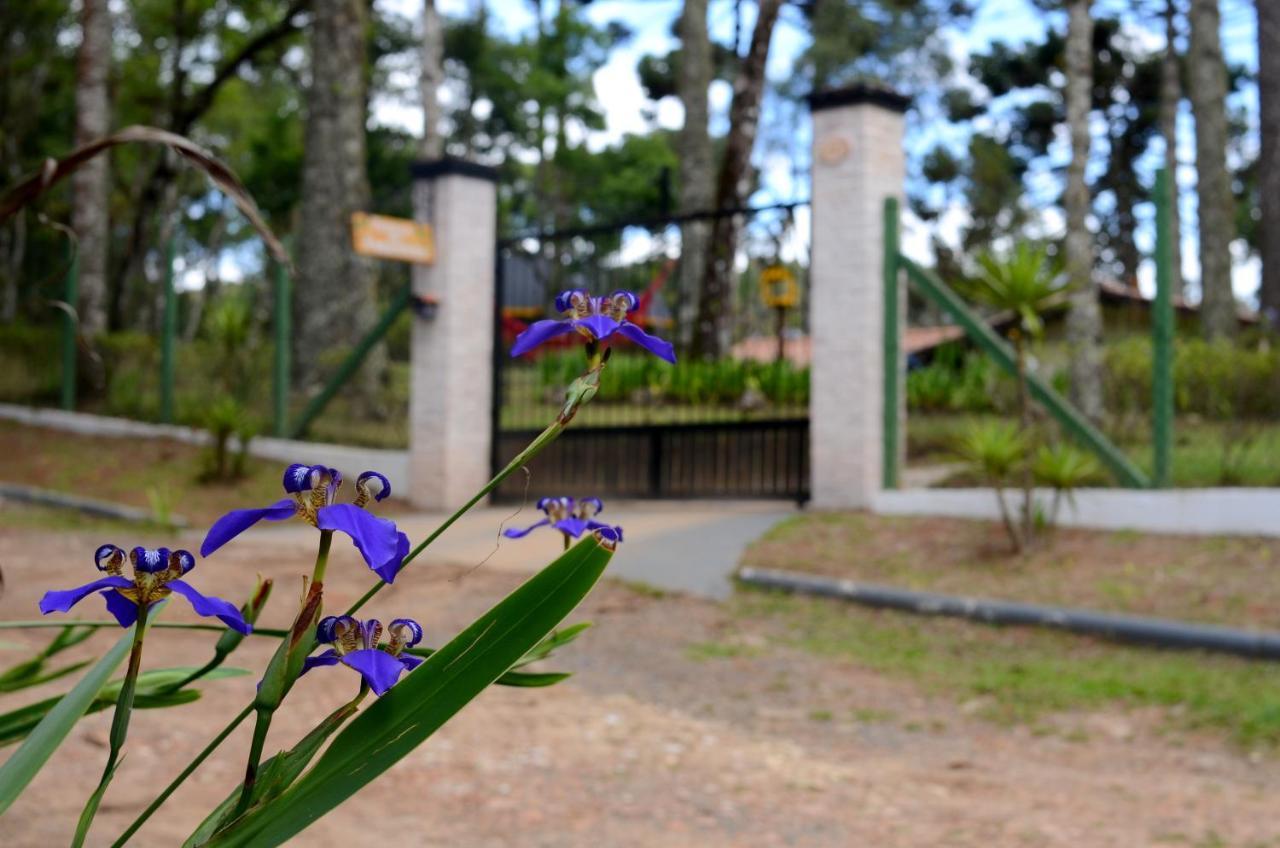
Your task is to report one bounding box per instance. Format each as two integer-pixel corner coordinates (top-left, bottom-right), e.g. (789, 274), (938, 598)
(1, 525), (1277, 847)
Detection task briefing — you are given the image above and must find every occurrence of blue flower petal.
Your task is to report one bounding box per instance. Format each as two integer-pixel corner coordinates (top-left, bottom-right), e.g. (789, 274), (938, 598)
(573, 314), (621, 342)
(341, 648), (409, 696)
(101, 590), (140, 628)
(553, 517), (590, 538)
(316, 504), (408, 584)
(585, 520), (622, 542)
(167, 580), (253, 634)
(616, 322), (677, 363)
(510, 319), (579, 357)
(200, 499), (297, 558)
(400, 654), (424, 672)
(502, 518), (550, 539)
(39, 576), (134, 615)
(300, 648), (342, 676)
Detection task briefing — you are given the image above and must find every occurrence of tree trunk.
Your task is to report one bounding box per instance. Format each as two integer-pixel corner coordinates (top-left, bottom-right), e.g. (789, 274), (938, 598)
(690, 0), (782, 360)
(72, 0), (112, 338)
(296, 0), (384, 395)
(1063, 0), (1104, 421)
(1160, 0), (1185, 298)
(1188, 0), (1237, 338)
(1258, 0), (1280, 327)
(675, 0), (713, 351)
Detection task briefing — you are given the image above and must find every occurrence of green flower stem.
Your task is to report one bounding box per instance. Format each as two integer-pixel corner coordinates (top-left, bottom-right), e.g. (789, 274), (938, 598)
(233, 709), (273, 817)
(344, 419), (565, 617)
(311, 530), (333, 585)
(562, 532), (571, 552)
(232, 530), (330, 817)
(109, 704), (253, 848)
(70, 615), (148, 847)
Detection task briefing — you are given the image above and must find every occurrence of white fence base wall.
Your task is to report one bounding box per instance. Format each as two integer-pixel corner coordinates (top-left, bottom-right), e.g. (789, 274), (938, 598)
(874, 487), (1280, 538)
(0, 403), (409, 491)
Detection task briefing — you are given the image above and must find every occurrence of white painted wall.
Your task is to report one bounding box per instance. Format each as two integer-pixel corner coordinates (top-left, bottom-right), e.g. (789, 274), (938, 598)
(875, 487), (1280, 538)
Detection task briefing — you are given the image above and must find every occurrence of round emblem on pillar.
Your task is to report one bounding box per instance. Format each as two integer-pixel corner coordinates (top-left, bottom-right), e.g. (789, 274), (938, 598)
(815, 135), (851, 166)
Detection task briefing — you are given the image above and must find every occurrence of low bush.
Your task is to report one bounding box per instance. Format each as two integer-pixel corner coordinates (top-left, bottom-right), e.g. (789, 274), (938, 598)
(536, 350), (809, 408)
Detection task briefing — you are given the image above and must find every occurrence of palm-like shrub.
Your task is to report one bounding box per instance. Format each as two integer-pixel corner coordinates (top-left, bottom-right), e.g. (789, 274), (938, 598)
(957, 243), (1071, 551)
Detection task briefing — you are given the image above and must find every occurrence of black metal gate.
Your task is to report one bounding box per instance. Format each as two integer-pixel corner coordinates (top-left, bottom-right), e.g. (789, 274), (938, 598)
(491, 205), (810, 502)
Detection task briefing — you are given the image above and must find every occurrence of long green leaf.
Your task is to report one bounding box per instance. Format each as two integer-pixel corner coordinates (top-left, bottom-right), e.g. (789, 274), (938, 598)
(0, 668), (247, 747)
(185, 694), (364, 846)
(208, 535), (614, 846)
(0, 626), (134, 814)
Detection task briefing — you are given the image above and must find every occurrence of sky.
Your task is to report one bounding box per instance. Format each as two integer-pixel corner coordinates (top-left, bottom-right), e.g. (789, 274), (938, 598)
(369, 0), (1262, 303)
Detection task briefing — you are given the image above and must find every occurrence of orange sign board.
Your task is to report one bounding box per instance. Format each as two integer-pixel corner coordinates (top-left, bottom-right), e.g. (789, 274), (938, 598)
(760, 265), (799, 308)
(351, 212), (436, 265)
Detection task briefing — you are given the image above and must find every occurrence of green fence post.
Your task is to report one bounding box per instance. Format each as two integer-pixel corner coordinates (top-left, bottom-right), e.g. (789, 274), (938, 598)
(273, 260), (291, 437)
(159, 233), (177, 424)
(289, 284), (412, 440)
(882, 196), (901, 489)
(1152, 167), (1175, 488)
(901, 258), (1150, 488)
(60, 246), (79, 411)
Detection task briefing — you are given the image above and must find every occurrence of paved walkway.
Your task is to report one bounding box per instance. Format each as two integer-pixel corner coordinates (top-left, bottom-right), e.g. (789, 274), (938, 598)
(255, 499), (798, 600)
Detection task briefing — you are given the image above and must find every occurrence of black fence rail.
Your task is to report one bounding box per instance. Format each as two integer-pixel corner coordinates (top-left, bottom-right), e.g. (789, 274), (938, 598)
(493, 420), (809, 501)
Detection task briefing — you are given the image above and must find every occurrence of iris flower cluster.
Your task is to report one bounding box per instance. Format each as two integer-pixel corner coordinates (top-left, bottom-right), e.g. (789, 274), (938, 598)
(504, 496), (623, 543)
(201, 463), (409, 583)
(302, 615), (424, 696)
(511, 289), (676, 363)
(40, 544), (251, 634)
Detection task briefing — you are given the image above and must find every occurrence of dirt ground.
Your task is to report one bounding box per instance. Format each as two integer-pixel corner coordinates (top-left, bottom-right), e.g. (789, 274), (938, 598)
(2, 522), (1279, 847)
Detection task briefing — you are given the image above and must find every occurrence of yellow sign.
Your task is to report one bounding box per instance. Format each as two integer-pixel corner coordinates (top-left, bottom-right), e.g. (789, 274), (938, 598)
(760, 265), (798, 308)
(351, 212), (436, 265)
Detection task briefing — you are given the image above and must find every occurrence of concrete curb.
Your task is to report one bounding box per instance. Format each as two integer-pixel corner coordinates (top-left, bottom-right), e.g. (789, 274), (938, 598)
(0, 403), (409, 490)
(737, 566), (1280, 660)
(0, 483), (187, 528)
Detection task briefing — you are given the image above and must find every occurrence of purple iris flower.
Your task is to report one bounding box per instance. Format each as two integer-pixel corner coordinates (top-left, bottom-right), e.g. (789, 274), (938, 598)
(511, 289), (676, 363)
(301, 615), (423, 696)
(39, 544), (251, 634)
(200, 465), (409, 583)
(504, 496), (624, 541)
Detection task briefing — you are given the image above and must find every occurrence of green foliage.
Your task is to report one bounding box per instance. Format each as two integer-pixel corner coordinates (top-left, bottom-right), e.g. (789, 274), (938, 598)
(0, 624), (135, 815)
(0, 626), (95, 694)
(955, 420), (1026, 483)
(537, 350), (809, 408)
(905, 345), (1004, 414)
(1031, 443), (1101, 491)
(0, 666), (249, 748)
(1103, 335), (1280, 420)
(200, 536), (614, 846)
(967, 242), (1065, 337)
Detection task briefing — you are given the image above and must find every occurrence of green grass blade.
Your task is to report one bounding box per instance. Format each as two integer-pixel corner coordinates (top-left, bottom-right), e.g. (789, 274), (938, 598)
(0, 626), (134, 815)
(207, 535), (614, 847)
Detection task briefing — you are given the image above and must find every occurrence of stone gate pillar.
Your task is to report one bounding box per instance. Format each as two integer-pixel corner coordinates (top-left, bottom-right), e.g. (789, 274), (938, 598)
(808, 86), (909, 509)
(408, 159), (498, 509)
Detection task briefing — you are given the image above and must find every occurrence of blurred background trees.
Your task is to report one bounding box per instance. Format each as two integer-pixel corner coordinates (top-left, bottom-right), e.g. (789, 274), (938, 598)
(0, 0), (1270, 431)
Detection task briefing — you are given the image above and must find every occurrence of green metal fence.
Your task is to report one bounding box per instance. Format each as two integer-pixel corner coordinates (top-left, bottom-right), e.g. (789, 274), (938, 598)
(53, 230), (410, 441)
(881, 168), (1177, 490)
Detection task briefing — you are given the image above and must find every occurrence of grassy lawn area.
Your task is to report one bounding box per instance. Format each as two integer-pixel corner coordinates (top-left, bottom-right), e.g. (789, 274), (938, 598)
(0, 420), (408, 526)
(908, 412), (1280, 487)
(729, 589), (1280, 748)
(736, 511), (1280, 747)
(742, 511), (1280, 627)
